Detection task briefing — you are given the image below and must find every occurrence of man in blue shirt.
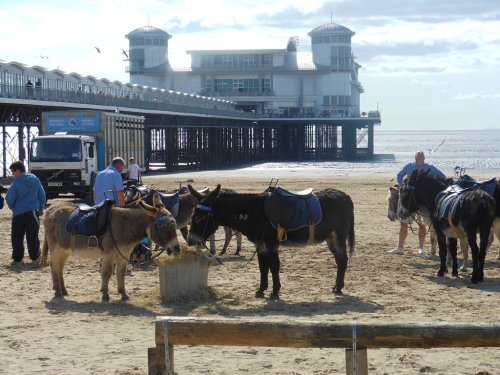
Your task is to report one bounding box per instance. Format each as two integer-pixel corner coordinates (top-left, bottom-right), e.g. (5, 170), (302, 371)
(93, 157), (126, 207)
(5, 161), (46, 263)
(388, 150), (446, 255)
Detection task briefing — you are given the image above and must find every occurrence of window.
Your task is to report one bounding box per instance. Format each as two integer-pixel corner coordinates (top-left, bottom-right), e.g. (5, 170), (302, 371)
(262, 54), (272, 66)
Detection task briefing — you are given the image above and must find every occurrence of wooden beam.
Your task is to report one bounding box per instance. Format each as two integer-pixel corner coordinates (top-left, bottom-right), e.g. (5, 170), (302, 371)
(154, 317), (500, 349)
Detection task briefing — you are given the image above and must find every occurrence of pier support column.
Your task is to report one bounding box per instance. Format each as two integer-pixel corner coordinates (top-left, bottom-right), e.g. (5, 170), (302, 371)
(368, 124), (374, 157)
(341, 125), (356, 159)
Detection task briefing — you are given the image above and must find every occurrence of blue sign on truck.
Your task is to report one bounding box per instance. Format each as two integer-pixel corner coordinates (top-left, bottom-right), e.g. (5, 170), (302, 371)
(44, 111), (101, 133)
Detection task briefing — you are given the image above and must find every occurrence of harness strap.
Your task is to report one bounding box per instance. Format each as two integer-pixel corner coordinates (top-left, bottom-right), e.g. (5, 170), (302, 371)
(447, 211), (466, 237)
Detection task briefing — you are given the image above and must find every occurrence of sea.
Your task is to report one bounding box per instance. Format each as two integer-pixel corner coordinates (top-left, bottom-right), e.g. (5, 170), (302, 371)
(245, 129), (500, 178)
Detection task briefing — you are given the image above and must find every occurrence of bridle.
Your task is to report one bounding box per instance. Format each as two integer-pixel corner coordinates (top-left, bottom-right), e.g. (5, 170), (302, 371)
(399, 182), (433, 237)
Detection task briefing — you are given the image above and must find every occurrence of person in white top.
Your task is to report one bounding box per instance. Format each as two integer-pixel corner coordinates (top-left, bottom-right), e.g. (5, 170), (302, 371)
(125, 157), (142, 185)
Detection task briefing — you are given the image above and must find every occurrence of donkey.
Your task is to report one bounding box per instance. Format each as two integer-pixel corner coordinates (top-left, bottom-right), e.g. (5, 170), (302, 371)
(41, 195), (179, 301)
(454, 177), (500, 264)
(125, 185), (242, 255)
(187, 184), (355, 299)
(398, 169), (495, 283)
(387, 185), (470, 270)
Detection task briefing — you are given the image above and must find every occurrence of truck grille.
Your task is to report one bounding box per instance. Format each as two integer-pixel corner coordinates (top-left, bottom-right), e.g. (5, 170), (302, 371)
(32, 169), (81, 182)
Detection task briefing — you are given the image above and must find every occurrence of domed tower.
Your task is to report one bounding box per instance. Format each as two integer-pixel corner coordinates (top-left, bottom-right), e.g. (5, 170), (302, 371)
(307, 23), (355, 69)
(125, 26), (171, 86)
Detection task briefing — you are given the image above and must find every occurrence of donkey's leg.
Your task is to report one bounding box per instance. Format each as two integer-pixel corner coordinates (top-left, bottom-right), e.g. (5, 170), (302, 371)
(100, 253), (114, 301)
(57, 250), (71, 296)
(235, 232), (243, 255)
(448, 238), (459, 277)
(219, 227), (232, 255)
(478, 224), (492, 282)
(429, 227), (438, 256)
(209, 234), (216, 255)
(268, 251), (281, 300)
(436, 231), (448, 277)
(179, 226), (189, 242)
(255, 253), (269, 298)
(468, 231), (480, 284)
(115, 257), (130, 301)
(327, 232), (348, 294)
(49, 247), (65, 297)
(459, 237), (469, 271)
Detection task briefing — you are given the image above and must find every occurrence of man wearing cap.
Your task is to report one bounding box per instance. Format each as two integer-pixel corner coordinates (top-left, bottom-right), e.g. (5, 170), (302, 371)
(388, 150), (446, 255)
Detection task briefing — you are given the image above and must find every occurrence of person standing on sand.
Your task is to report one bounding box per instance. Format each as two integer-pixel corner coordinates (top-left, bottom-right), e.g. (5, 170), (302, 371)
(93, 157), (126, 206)
(125, 156), (142, 186)
(5, 161), (46, 263)
(387, 150), (446, 256)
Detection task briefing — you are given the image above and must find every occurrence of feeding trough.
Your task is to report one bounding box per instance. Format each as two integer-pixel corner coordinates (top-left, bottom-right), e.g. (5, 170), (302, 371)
(155, 245), (214, 302)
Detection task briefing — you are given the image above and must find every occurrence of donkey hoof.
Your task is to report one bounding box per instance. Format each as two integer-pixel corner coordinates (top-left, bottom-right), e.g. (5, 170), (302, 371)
(235, 247), (242, 256)
(219, 249), (226, 255)
(452, 270), (459, 277)
(255, 291), (265, 298)
(437, 270), (445, 277)
(270, 293), (280, 301)
(332, 289), (343, 295)
(121, 294), (130, 301)
(102, 293), (110, 301)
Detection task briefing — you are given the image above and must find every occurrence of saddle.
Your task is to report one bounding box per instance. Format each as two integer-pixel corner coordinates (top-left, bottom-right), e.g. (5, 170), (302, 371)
(154, 190), (180, 217)
(264, 186), (322, 242)
(65, 199), (115, 246)
(455, 174), (497, 196)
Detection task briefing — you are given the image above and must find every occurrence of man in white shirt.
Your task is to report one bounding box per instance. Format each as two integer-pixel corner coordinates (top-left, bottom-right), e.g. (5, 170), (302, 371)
(125, 157), (142, 185)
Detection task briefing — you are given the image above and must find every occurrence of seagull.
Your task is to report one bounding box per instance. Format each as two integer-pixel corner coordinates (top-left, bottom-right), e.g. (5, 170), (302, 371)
(121, 49), (128, 58)
(94, 46), (101, 53)
(421, 138), (445, 154)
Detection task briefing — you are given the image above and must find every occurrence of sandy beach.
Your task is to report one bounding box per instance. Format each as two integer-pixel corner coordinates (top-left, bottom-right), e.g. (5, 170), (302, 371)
(1, 167), (499, 374)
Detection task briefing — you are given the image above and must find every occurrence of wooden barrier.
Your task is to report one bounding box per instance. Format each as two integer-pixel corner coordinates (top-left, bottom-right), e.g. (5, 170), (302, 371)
(148, 317), (500, 375)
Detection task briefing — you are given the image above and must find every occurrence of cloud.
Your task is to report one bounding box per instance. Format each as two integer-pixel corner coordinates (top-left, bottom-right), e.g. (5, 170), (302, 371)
(453, 93), (500, 100)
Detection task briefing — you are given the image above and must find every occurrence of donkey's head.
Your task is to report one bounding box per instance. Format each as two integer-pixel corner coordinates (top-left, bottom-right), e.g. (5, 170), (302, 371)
(386, 185), (399, 221)
(139, 193), (179, 253)
(398, 167), (438, 220)
(187, 184), (221, 247)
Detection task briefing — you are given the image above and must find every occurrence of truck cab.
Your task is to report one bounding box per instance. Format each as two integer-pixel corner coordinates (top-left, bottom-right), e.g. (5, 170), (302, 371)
(30, 134), (98, 201)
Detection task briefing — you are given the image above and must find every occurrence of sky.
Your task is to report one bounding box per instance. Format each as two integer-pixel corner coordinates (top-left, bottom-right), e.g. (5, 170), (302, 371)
(1, 0), (500, 130)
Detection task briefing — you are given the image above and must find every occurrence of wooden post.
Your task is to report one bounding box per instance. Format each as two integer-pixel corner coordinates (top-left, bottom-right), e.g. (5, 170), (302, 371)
(345, 348), (368, 375)
(148, 344), (174, 375)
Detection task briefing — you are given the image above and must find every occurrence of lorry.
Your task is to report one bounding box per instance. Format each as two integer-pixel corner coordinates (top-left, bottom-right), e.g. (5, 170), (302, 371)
(29, 110), (145, 202)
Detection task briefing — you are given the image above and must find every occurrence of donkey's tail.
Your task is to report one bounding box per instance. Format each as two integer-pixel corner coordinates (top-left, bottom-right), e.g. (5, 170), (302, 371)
(348, 214), (355, 256)
(38, 237), (50, 267)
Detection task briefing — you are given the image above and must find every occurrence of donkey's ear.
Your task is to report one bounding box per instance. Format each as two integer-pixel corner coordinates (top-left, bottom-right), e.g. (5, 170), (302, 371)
(205, 184), (221, 205)
(138, 200), (157, 216)
(188, 184), (203, 200)
(390, 186), (398, 193)
(409, 169), (419, 184)
(213, 184), (221, 198)
(152, 192), (164, 208)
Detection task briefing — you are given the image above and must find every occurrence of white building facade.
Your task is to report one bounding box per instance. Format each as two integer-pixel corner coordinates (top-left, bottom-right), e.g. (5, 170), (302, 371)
(125, 23), (365, 118)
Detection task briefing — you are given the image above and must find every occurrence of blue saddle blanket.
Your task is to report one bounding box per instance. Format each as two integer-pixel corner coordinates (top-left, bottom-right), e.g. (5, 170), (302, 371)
(156, 192), (180, 217)
(65, 200), (113, 237)
(435, 188), (462, 223)
(264, 187), (322, 231)
(455, 175), (497, 196)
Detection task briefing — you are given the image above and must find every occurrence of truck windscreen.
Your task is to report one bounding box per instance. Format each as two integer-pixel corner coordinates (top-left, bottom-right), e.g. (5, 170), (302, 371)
(31, 138), (82, 162)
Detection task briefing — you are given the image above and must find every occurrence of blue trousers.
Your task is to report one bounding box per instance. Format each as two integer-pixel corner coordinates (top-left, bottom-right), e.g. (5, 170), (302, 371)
(11, 210), (40, 262)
